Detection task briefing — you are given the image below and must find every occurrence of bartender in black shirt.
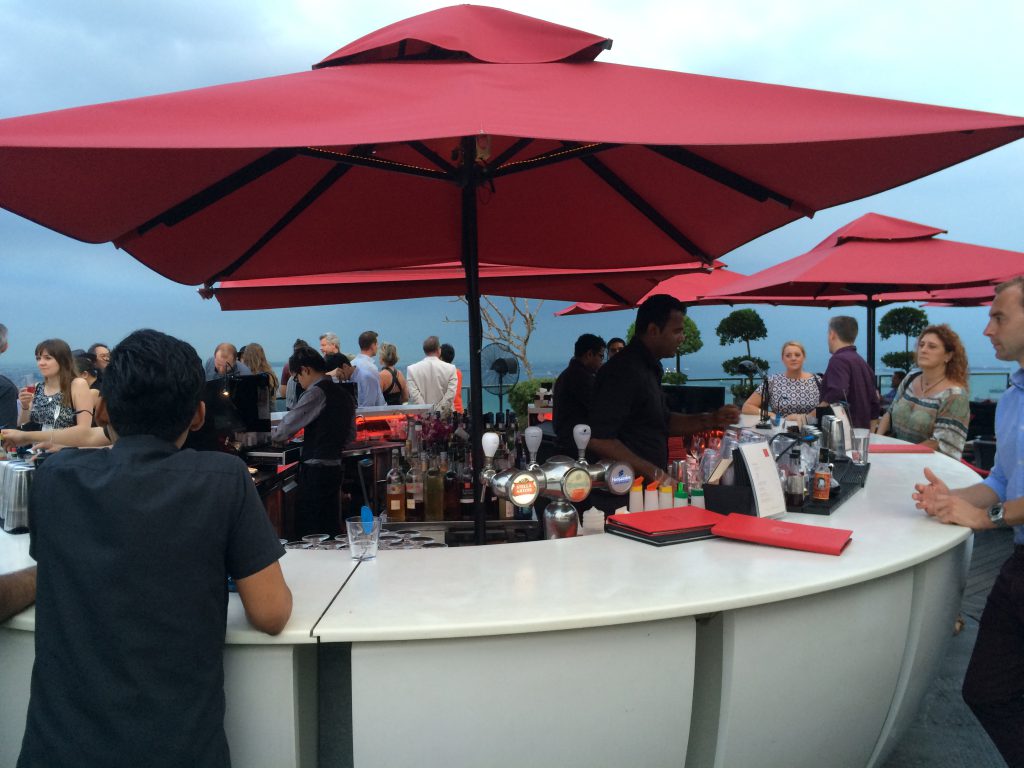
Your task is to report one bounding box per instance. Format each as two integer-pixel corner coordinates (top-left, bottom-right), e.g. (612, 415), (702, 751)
(589, 294), (739, 487)
(552, 334), (605, 455)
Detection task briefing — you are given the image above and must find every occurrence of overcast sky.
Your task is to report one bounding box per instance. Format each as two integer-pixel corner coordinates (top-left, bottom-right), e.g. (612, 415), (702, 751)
(1, 0), (1021, 379)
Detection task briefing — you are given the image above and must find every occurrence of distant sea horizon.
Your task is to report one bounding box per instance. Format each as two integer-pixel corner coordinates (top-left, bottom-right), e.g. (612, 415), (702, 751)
(3, 355), (1013, 411)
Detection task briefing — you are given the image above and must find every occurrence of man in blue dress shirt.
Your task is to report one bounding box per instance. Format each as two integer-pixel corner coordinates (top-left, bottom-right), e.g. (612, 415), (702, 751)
(913, 276), (1024, 765)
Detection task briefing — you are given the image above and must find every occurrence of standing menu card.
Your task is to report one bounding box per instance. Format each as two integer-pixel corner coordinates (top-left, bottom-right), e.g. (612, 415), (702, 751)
(736, 442), (787, 519)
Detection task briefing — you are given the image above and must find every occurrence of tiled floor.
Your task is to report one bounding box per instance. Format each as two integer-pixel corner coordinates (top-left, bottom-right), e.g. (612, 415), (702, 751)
(882, 527), (1014, 767)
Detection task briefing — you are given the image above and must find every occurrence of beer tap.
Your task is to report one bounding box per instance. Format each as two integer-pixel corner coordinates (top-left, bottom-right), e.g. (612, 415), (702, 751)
(569, 423), (636, 497)
(480, 424), (635, 539)
(479, 431), (541, 511)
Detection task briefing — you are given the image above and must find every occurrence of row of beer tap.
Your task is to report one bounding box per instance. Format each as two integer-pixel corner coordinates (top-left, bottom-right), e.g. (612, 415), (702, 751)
(479, 424), (635, 538)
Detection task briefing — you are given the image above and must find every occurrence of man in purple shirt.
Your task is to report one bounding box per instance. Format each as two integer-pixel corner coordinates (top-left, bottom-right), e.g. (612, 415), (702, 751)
(819, 315), (880, 429)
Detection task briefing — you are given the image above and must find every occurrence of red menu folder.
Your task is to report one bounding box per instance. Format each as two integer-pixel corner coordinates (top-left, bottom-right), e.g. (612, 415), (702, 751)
(869, 443), (934, 454)
(711, 513), (853, 556)
(608, 506), (725, 534)
(607, 507), (726, 546)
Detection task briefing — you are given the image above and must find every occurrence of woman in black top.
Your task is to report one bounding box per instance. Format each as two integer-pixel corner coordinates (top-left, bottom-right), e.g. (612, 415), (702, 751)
(378, 342), (409, 405)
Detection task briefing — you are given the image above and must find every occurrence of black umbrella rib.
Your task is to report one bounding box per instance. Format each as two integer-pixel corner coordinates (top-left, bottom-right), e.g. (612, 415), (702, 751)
(489, 138), (534, 168)
(489, 142), (619, 178)
(579, 154), (714, 265)
(135, 148), (297, 236)
(646, 145), (813, 216)
(405, 141), (458, 176)
(298, 146), (451, 181)
(204, 162), (354, 285)
(595, 282), (630, 306)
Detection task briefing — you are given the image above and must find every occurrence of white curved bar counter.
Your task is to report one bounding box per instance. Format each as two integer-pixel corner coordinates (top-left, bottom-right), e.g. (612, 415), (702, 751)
(0, 436), (977, 768)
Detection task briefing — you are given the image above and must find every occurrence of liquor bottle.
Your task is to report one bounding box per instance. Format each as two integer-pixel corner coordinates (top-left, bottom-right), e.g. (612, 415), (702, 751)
(460, 457), (476, 521)
(783, 448), (805, 508)
(425, 454), (444, 522)
(385, 448), (406, 521)
(811, 447), (832, 502)
(405, 456), (424, 522)
(442, 451), (461, 521)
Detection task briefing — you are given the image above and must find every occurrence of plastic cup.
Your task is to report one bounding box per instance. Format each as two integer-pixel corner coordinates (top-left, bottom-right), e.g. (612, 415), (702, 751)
(346, 515), (383, 561)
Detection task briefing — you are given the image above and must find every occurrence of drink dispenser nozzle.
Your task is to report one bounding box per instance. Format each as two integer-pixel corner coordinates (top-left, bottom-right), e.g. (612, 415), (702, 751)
(524, 426), (543, 469)
(573, 424), (591, 464)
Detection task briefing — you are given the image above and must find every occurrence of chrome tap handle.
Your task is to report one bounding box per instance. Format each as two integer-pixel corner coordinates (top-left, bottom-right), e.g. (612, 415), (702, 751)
(524, 426), (543, 467)
(479, 431), (500, 486)
(482, 431), (500, 460)
(573, 424), (591, 463)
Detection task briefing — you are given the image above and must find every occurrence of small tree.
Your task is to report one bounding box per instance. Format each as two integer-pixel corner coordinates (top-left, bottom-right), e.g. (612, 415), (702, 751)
(447, 296), (543, 378)
(716, 309), (769, 400)
(880, 351), (915, 373)
(878, 307), (928, 370)
(716, 309), (767, 358)
(625, 315), (703, 378)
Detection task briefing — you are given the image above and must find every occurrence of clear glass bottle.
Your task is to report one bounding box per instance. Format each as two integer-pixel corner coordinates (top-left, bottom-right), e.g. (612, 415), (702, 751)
(405, 456), (424, 523)
(386, 448), (406, 521)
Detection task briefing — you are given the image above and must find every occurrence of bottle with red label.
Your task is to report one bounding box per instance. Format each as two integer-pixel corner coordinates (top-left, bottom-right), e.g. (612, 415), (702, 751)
(811, 447), (832, 502)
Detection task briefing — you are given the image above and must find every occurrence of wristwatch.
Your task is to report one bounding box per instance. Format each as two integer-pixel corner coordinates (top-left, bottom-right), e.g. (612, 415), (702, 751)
(988, 503), (1008, 528)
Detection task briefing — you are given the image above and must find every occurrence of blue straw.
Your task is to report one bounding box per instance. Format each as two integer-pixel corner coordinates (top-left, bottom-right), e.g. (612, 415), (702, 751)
(360, 505), (374, 533)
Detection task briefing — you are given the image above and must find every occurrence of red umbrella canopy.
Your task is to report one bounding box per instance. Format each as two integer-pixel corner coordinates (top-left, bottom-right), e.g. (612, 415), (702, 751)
(715, 212), (1022, 300)
(555, 267), (748, 315)
(209, 261), (703, 311)
(0, 6), (1021, 287)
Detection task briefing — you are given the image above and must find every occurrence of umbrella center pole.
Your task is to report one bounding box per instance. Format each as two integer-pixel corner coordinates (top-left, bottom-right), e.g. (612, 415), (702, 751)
(460, 136), (488, 546)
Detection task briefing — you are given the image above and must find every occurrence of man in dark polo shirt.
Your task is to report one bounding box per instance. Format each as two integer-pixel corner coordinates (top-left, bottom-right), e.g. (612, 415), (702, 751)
(552, 333), (606, 455)
(589, 295), (739, 488)
(819, 315), (881, 429)
(19, 329), (292, 768)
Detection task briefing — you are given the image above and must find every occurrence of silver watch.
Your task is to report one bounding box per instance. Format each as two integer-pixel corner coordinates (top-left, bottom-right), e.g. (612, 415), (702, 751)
(988, 503), (1008, 528)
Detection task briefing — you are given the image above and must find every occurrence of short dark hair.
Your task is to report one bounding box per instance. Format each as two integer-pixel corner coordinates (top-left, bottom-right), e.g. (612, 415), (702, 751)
(995, 276), (1024, 307)
(635, 294), (686, 336)
(358, 331), (378, 351)
(607, 337), (625, 347)
(289, 346), (328, 375)
(104, 330), (204, 443)
(829, 316), (858, 344)
(293, 338), (310, 351)
(87, 342), (109, 355)
(72, 350), (98, 377)
(574, 334), (606, 358)
(439, 343), (455, 364)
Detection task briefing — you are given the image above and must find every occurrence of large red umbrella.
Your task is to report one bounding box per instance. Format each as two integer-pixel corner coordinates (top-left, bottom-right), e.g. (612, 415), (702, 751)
(208, 262), (705, 310)
(707, 213), (1020, 366)
(1, 5), (1022, 539)
(554, 268), (749, 315)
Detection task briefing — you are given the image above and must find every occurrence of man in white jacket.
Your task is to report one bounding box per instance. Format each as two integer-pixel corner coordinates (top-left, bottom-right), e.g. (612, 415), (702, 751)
(406, 336), (458, 412)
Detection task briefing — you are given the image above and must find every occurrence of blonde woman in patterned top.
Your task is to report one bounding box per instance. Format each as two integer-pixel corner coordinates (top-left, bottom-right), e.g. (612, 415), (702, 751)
(875, 324), (970, 458)
(741, 340), (822, 425)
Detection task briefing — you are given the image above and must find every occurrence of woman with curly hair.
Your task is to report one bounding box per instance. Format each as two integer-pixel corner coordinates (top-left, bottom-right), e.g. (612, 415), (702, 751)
(876, 324), (970, 458)
(240, 342), (280, 396)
